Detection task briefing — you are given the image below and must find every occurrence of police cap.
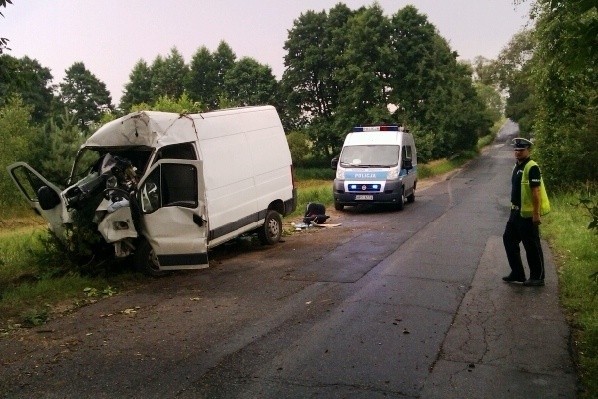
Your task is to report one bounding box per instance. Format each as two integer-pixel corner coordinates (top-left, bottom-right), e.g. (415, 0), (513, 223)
(512, 137), (533, 150)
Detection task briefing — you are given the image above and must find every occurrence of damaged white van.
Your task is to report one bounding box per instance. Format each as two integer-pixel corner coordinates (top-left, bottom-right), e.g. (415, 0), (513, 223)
(7, 106), (297, 275)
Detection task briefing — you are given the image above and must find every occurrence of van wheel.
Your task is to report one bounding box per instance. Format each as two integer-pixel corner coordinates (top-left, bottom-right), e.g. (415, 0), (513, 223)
(334, 203), (344, 211)
(258, 210), (282, 245)
(407, 189), (415, 203)
(396, 187), (405, 211)
(134, 239), (169, 277)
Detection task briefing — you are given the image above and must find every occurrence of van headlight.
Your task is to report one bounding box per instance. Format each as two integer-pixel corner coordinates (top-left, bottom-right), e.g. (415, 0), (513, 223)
(336, 169), (345, 179)
(387, 169), (400, 180)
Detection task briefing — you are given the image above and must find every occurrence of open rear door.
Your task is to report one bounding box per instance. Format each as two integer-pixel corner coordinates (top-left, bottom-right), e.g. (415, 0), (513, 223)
(137, 159), (209, 270)
(6, 162), (68, 236)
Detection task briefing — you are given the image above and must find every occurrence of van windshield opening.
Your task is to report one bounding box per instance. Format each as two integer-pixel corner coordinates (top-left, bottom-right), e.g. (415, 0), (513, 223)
(339, 145), (399, 167)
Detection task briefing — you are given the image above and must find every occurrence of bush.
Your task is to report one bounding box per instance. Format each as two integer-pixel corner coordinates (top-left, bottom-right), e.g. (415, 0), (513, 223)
(286, 130), (310, 166)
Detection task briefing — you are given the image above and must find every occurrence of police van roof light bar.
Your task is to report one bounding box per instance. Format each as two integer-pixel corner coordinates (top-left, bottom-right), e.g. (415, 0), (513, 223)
(352, 125), (403, 132)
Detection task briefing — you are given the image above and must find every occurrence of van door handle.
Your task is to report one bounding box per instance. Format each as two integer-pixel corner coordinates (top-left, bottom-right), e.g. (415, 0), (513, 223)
(193, 214), (204, 227)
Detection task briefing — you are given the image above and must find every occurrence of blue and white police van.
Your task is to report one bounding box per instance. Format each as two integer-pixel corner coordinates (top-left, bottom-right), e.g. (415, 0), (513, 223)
(331, 125), (417, 211)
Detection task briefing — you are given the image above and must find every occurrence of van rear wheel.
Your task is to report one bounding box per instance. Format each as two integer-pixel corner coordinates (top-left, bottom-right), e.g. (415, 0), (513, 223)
(258, 210), (282, 245)
(134, 239), (169, 277)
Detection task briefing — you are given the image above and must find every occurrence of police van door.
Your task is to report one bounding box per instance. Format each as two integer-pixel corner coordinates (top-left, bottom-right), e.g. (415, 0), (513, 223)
(137, 159), (209, 270)
(401, 144), (416, 195)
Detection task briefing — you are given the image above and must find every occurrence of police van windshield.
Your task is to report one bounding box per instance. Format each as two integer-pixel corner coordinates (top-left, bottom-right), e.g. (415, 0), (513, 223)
(339, 145), (399, 167)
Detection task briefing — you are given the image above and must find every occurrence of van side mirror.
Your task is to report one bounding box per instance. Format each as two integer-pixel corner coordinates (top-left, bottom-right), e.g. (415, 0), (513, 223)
(403, 158), (413, 170)
(331, 156), (339, 170)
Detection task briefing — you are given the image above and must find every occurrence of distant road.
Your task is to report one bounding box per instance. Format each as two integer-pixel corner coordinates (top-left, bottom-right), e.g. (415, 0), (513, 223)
(497, 119), (520, 141)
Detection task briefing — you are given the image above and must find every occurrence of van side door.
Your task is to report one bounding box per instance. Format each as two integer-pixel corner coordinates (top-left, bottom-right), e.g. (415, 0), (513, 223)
(137, 159), (209, 270)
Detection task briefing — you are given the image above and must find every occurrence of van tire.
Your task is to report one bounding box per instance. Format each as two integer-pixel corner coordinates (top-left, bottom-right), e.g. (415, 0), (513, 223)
(258, 210), (282, 245)
(396, 187), (405, 211)
(134, 239), (169, 277)
(334, 203), (344, 211)
(407, 189), (415, 203)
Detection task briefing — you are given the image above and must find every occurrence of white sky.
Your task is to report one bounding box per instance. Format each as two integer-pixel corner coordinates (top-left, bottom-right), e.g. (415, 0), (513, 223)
(3, 0), (531, 104)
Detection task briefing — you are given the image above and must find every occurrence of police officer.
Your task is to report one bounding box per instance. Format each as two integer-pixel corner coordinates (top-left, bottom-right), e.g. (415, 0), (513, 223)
(502, 137), (550, 286)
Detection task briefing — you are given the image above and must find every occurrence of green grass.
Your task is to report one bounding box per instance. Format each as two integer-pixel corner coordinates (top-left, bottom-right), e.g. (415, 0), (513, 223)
(417, 152), (477, 179)
(0, 225), (143, 330)
(542, 191), (598, 398)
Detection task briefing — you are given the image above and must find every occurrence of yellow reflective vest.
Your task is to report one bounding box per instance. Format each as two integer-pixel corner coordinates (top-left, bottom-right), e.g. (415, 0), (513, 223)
(521, 160), (550, 217)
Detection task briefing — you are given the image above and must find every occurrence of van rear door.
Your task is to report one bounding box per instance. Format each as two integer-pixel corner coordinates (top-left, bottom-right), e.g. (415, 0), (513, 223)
(137, 159), (209, 270)
(6, 162), (68, 236)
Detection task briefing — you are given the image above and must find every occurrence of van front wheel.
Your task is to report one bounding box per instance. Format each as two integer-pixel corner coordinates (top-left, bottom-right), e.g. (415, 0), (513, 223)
(134, 239), (170, 277)
(396, 187), (405, 211)
(407, 189), (415, 203)
(258, 210), (283, 245)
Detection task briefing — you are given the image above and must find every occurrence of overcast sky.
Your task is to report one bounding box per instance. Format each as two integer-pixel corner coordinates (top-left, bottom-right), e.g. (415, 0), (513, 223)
(3, 1), (531, 104)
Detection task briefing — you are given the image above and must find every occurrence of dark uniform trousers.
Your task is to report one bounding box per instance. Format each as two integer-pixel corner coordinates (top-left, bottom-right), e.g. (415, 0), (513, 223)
(503, 210), (545, 280)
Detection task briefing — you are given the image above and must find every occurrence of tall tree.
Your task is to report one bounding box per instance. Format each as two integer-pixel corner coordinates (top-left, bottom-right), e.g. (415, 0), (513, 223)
(282, 3), (355, 154)
(0, 55), (55, 123)
(41, 111), (86, 186)
(281, 3), (492, 159)
(150, 47), (188, 100)
(59, 62), (113, 132)
(212, 41), (236, 101)
(335, 4), (392, 126)
(530, 0), (597, 186)
(283, 5), (352, 123)
(186, 46), (218, 109)
(388, 6), (483, 159)
(120, 59), (153, 112)
(223, 57), (278, 107)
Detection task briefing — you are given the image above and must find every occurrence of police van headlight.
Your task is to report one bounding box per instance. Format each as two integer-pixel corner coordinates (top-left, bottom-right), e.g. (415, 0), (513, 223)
(336, 169), (345, 179)
(387, 168), (400, 180)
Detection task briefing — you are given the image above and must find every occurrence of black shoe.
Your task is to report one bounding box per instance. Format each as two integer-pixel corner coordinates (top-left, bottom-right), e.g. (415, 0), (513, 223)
(523, 279), (545, 287)
(502, 274), (525, 283)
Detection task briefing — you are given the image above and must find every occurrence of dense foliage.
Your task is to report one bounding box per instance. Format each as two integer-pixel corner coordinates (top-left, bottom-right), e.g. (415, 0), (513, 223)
(530, 0), (597, 188)
(282, 4), (493, 160)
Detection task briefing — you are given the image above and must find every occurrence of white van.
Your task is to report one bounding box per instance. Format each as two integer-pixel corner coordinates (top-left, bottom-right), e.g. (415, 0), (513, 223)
(331, 125), (417, 211)
(7, 106), (297, 275)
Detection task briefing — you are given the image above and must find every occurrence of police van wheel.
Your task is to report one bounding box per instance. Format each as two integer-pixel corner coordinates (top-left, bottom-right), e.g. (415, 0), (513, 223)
(258, 210), (282, 245)
(134, 239), (170, 277)
(334, 203), (344, 211)
(407, 190), (415, 203)
(396, 187), (405, 211)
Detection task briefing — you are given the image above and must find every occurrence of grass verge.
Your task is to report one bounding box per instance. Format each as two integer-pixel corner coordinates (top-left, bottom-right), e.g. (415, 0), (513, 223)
(541, 190), (598, 398)
(0, 225), (145, 332)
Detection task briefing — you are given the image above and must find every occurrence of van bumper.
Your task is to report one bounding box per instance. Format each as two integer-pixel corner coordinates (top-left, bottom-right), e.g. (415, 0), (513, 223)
(333, 179), (403, 206)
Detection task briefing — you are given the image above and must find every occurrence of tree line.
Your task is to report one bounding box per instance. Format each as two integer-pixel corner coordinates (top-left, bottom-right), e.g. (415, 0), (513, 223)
(474, 0), (596, 188)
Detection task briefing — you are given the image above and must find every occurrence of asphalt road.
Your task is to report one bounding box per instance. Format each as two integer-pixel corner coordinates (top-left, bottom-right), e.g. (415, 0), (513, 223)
(0, 126), (578, 398)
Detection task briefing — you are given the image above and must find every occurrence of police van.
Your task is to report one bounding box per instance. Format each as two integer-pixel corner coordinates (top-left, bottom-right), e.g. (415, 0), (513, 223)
(8, 106), (296, 276)
(331, 125), (417, 211)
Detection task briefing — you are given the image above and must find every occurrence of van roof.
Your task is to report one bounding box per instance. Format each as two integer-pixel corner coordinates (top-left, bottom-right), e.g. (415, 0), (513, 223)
(344, 130), (409, 146)
(83, 106), (276, 149)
